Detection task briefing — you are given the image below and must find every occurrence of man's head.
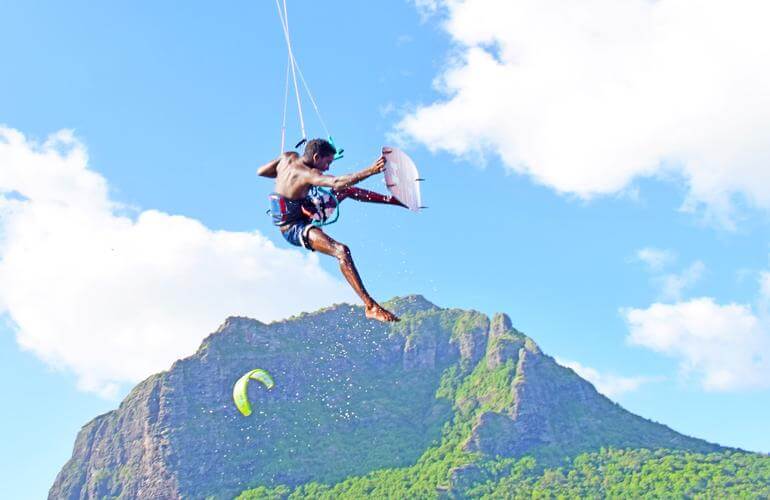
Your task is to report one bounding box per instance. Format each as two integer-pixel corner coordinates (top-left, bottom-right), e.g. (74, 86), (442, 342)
(303, 138), (337, 171)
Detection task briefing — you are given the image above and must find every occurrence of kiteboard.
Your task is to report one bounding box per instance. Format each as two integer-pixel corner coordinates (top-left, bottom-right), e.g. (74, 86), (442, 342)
(383, 147), (423, 212)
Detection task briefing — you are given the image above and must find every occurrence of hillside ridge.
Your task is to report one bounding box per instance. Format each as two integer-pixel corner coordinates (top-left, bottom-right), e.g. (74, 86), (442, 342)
(50, 295), (722, 499)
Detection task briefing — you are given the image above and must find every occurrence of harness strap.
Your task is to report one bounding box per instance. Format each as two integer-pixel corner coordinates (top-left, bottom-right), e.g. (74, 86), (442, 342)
(308, 186), (340, 227)
(267, 190), (339, 227)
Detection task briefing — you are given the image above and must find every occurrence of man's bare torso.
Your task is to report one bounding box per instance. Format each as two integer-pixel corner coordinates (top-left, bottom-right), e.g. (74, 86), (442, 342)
(273, 152), (318, 200)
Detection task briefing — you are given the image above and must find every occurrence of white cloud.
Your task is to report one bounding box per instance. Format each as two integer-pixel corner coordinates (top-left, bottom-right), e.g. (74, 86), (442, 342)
(396, 34), (414, 46)
(413, 0), (443, 18)
(760, 271), (770, 301)
(400, 0), (770, 226)
(0, 126), (354, 397)
(657, 260), (705, 301)
(557, 358), (659, 398)
(635, 247), (676, 272)
(623, 298), (770, 391)
(633, 247), (704, 300)
(379, 102), (397, 118)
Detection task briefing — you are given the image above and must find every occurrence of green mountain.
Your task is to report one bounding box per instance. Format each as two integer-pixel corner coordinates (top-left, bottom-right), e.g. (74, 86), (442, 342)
(50, 296), (766, 499)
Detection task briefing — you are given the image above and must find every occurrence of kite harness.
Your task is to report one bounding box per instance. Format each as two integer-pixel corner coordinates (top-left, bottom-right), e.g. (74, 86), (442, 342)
(268, 187), (339, 228)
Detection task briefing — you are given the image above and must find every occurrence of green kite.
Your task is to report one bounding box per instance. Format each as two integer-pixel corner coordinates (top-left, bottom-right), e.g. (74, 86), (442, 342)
(233, 369), (275, 416)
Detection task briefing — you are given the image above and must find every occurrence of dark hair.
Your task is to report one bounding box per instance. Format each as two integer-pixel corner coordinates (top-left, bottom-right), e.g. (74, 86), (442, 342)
(303, 138), (336, 160)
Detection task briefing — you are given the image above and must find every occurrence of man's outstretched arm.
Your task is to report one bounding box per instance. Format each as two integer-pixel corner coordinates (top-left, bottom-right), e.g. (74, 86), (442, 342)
(301, 154), (388, 191)
(335, 187), (406, 208)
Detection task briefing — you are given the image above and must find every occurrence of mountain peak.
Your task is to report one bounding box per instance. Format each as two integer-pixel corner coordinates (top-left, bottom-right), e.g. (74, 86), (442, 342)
(384, 294), (439, 315)
(50, 297), (722, 499)
(217, 315), (263, 332)
(491, 312), (513, 335)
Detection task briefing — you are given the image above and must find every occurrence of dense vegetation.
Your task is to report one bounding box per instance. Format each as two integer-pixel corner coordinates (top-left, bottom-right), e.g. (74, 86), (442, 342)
(237, 308), (769, 498)
(237, 449), (770, 499)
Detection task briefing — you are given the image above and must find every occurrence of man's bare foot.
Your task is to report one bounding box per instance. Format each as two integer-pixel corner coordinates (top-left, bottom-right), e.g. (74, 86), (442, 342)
(365, 303), (400, 322)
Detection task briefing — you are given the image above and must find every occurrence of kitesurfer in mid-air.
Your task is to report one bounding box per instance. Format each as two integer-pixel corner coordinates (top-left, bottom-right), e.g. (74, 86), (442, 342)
(258, 138), (405, 322)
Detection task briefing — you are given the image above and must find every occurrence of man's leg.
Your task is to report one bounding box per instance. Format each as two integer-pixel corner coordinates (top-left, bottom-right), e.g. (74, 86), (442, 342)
(305, 227), (399, 322)
(334, 187), (406, 207)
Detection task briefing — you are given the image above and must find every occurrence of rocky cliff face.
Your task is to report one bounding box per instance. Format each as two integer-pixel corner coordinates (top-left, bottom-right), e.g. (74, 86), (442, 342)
(465, 344), (713, 458)
(50, 296), (720, 499)
(51, 374), (179, 499)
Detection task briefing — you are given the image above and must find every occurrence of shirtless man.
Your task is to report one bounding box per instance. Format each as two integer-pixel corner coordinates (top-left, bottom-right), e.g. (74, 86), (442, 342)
(257, 138), (404, 322)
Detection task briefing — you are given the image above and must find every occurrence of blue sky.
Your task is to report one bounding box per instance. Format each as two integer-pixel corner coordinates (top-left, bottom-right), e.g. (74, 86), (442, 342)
(2, 1), (770, 498)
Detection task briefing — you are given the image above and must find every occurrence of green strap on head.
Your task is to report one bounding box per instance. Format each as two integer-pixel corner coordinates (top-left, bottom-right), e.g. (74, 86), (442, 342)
(328, 136), (344, 161)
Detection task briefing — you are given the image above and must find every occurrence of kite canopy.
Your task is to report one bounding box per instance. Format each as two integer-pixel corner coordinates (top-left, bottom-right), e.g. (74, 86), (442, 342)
(383, 147), (423, 212)
(233, 369), (275, 417)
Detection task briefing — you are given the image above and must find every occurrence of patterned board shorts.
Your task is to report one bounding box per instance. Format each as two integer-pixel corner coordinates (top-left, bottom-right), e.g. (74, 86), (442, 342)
(280, 221), (315, 251)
